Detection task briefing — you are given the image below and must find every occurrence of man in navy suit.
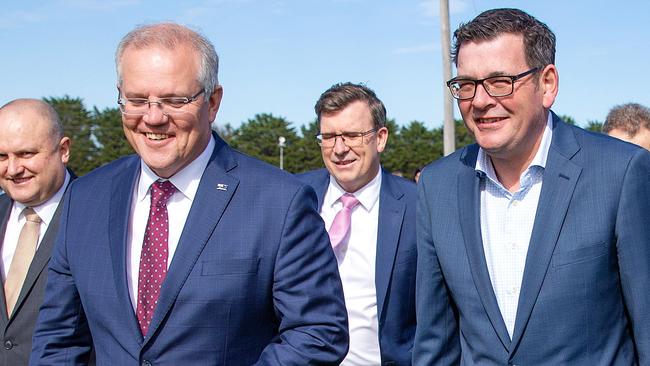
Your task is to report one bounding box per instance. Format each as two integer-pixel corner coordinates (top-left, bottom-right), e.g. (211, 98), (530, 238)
(298, 83), (416, 365)
(30, 23), (348, 365)
(414, 8), (650, 365)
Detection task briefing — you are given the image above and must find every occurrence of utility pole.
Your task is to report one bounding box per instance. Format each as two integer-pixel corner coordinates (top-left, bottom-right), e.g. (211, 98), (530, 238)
(440, 0), (455, 155)
(278, 136), (286, 170)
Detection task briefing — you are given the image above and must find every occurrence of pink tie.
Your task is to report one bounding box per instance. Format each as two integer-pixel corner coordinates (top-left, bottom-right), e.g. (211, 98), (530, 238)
(328, 193), (360, 261)
(137, 180), (176, 336)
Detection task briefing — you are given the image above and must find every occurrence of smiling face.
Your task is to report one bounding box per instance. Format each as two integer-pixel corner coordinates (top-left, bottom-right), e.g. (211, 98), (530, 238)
(456, 33), (558, 164)
(118, 44), (222, 178)
(0, 106), (70, 206)
(320, 100), (388, 193)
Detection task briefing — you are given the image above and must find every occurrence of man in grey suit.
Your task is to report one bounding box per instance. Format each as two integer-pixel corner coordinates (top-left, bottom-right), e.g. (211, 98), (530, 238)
(414, 8), (650, 365)
(0, 99), (74, 365)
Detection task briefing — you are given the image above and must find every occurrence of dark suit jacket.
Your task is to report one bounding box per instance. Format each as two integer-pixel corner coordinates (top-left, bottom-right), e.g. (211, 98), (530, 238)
(297, 168), (417, 366)
(30, 134), (348, 365)
(0, 173), (78, 366)
(414, 113), (650, 365)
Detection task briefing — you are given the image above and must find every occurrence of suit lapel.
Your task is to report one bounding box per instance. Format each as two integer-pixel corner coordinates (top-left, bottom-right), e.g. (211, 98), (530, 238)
(375, 171), (405, 319)
(144, 137), (239, 345)
(0, 195), (12, 325)
(509, 117), (581, 353)
(10, 189), (66, 321)
(457, 146), (511, 350)
(309, 169), (329, 211)
(108, 157), (144, 346)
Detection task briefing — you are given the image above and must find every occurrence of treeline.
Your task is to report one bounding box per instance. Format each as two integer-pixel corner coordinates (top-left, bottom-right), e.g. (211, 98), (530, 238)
(46, 96), (603, 179)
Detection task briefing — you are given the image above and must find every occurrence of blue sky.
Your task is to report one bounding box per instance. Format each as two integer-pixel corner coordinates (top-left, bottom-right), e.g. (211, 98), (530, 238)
(1, 0), (648, 130)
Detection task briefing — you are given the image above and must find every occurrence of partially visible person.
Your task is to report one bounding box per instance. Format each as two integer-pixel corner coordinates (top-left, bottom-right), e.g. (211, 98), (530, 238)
(413, 167), (422, 183)
(603, 102), (650, 150)
(0, 99), (76, 366)
(414, 8), (650, 365)
(298, 83), (417, 365)
(30, 23), (348, 365)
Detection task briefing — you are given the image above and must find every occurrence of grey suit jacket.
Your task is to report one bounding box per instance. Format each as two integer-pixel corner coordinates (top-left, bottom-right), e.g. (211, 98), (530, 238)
(0, 174), (89, 366)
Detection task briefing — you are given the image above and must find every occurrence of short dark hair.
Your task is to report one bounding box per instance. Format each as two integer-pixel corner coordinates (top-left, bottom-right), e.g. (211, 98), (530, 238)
(603, 103), (650, 136)
(451, 8), (556, 69)
(315, 82), (387, 129)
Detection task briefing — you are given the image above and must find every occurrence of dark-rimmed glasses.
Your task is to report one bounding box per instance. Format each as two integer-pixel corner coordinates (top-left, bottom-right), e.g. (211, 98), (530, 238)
(316, 128), (377, 147)
(446, 67), (539, 100)
(117, 89), (205, 115)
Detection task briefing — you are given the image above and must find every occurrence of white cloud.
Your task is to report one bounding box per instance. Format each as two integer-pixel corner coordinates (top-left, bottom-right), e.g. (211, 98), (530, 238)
(392, 42), (437, 55)
(419, 0), (470, 18)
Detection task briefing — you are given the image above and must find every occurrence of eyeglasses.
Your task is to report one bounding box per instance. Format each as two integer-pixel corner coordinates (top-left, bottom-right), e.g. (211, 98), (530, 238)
(446, 67), (539, 100)
(117, 89), (205, 115)
(316, 128), (377, 148)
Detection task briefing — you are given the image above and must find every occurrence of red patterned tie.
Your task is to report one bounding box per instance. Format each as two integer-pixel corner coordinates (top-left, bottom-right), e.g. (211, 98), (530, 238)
(137, 180), (176, 336)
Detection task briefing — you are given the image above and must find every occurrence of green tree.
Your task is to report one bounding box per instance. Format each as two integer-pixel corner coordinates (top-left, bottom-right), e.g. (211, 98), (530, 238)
(228, 113), (301, 171)
(92, 106), (134, 168)
(291, 119), (324, 173)
(45, 96), (97, 175)
(383, 120), (437, 179)
(585, 120), (603, 133)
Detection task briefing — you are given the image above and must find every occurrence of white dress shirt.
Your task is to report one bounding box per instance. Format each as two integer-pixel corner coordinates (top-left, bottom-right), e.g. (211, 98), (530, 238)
(476, 114), (553, 338)
(321, 170), (382, 366)
(2, 171), (71, 282)
(127, 136), (215, 310)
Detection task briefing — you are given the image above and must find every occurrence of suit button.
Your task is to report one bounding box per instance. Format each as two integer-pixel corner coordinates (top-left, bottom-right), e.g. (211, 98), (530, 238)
(141, 361), (152, 366)
(3, 340), (13, 350)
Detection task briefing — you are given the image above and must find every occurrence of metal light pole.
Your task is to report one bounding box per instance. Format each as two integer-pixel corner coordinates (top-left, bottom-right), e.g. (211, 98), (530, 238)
(278, 136), (286, 170)
(440, 0), (455, 155)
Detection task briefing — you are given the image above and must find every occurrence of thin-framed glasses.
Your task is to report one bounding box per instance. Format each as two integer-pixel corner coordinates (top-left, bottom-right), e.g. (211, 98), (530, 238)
(316, 128), (377, 147)
(446, 67), (539, 100)
(117, 89), (205, 115)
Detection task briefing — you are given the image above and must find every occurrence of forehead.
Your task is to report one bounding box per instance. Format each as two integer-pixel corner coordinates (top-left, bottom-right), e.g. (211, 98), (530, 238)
(320, 100), (374, 132)
(456, 33), (527, 76)
(0, 111), (53, 150)
(119, 44), (200, 93)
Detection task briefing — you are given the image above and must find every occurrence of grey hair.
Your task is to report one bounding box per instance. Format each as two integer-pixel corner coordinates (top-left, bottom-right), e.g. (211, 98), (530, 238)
(115, 22), (219, 94)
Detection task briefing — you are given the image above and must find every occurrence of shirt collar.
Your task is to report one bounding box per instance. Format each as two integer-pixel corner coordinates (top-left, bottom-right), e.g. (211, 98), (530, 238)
(136, 135), (215, 202)
(12, 170), (71, 226)
(476, 112), (554, 183)
(325, 168), (382, 212)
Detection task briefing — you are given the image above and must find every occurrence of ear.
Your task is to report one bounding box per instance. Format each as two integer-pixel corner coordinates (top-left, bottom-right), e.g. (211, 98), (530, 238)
(376, 127), (389, 153)
(540, 64), (559, 109)
(208, 85), (224, 122)
(59, 136), (71, 164)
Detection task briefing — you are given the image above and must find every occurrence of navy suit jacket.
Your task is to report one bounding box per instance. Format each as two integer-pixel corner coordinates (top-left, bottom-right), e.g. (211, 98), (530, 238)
(297, 168), (417, 366)
(414, 113), (650, 365)
(30, 135), (348, 365)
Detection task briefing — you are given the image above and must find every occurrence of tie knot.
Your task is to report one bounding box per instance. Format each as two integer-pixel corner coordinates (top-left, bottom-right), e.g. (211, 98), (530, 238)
(150, 180), (177, 207)
(22, 207), (41, 224)
(339, 193), (360, 209)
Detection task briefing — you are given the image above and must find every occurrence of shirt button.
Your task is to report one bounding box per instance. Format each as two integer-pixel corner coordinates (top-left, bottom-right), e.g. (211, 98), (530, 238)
(512, 200), (520, 207)
(509, 242), (517, 250)
(507, 287), (519, 296)
(4, 340), (13, 350)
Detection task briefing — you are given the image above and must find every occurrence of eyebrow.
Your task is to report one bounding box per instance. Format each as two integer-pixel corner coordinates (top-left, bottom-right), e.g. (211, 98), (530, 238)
(453, 70), (512, 80)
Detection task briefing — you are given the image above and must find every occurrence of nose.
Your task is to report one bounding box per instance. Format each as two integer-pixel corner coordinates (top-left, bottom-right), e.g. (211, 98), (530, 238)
(332, 135), (350, 155)
(471, 83), (496, 110)
(142, 102), (169, 125)
(6, 156), (24, 177)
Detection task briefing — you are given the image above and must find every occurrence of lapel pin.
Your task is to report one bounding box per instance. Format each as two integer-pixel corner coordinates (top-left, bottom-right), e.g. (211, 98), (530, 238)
(216, 183), (228, 191)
